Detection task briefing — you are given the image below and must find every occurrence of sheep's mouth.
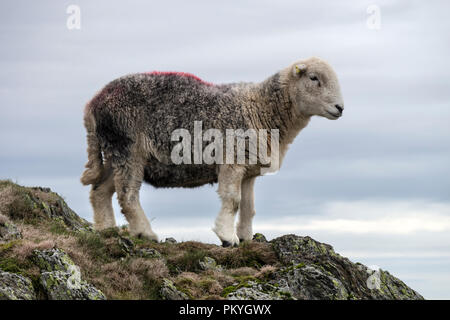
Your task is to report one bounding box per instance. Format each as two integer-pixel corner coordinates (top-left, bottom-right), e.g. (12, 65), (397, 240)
(326, 111), (341, 118)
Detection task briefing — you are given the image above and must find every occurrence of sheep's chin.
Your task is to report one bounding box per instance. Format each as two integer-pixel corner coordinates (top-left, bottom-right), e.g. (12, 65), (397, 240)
(323, 110), (341, 120)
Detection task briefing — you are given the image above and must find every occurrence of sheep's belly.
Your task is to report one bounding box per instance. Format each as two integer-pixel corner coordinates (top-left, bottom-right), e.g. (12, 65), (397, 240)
(143, 161), (218, 188)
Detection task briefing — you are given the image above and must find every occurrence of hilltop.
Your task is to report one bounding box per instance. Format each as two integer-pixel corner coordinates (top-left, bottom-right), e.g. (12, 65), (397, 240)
(0, 180), (423, 300)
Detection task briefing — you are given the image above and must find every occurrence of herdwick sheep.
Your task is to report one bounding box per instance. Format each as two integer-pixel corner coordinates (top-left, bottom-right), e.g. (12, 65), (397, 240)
(80, 57), (344, 247)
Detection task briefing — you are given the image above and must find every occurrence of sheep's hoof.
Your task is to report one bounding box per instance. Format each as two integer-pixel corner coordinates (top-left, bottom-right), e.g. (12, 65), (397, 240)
(222, 240), (239, 248)
(222, 241), (231, 247)
(135, 232), (158, 243)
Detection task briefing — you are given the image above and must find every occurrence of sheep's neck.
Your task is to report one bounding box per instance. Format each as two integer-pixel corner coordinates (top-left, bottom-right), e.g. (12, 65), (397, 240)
(250, 74), (310, 149)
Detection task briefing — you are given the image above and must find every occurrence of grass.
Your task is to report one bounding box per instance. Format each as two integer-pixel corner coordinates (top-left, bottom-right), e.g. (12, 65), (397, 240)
(167, 248), (209, 273)
(49, 219), (70, 235)
(0, 256), (24, 274)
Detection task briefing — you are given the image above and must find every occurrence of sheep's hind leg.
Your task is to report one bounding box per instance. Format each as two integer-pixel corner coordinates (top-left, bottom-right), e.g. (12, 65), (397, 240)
(213, 165), (245, 247)
(114, 161), (158, 241)
(90, 163), (117, 230)
(236, 177), (256, 242)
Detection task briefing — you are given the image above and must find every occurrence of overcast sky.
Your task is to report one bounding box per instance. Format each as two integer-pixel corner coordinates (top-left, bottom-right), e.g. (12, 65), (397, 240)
(1, 0), (449, 299)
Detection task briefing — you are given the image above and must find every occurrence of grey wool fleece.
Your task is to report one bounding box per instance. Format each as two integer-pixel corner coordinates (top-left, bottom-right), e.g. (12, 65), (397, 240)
(85, 71), (296, 188)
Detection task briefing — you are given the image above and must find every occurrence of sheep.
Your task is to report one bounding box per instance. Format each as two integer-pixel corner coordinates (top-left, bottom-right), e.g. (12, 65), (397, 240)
(80, 57), (344, 247)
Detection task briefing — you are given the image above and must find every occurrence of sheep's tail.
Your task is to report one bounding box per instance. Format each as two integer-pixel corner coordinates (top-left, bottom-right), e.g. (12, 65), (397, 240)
(80, 104), (104, 186)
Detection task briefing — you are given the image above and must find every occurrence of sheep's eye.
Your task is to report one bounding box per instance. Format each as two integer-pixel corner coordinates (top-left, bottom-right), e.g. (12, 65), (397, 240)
(309, 75), (321, 87)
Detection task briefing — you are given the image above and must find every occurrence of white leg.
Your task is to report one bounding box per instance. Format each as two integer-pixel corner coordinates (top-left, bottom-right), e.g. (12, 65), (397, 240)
(114, 163), (158, 241)
(212, 165), (245, 247)
(236, 177), (256, 241)
(90, 166), (116, 230)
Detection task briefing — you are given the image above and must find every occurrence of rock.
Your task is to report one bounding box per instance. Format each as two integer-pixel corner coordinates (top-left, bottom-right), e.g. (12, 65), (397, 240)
(271, 234), (424, 300)
(226, 281), (290, 300)
(271, 234), (336, 265)
(199, 256), (223, 271)
(135, 248), (161, 258)
(118, 236), (161, 258)
(40, 196), (91, 232)
(0, 218), (22, 242)
(164, 237), (177, 244)
(40, 271), (105, 300)
(32, 187), (51, 193)
(252, 233), (267, 243)
(228, 287), (279, 300)
(276, 264), (349, 300)
(118, 236), (135, 255)
(0, 181), (90, 232)
(33, 248), (74, 272)
(33, 248), (106, 300)
(160, 279), (189, 300)
(0, 269), (36, 300)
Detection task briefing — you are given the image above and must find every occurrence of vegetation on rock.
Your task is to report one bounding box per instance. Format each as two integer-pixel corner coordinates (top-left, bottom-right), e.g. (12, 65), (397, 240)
(0, 180), (424, 300)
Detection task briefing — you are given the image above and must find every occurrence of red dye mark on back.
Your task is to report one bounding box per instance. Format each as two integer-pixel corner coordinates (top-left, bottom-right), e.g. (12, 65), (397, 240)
(85, 83), (124, 114)
(144, 71), (214, 86)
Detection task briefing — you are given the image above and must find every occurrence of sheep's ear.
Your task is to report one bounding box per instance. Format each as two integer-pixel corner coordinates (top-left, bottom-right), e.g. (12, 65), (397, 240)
(293, 64), (307, 77)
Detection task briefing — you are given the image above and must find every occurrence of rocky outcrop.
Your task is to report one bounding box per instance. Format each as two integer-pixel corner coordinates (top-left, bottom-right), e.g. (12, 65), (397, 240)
(0, 180), (424, 300)
(0, 180), (90, 232)
(30, 188), (91, 232)
(33, 248), (106, 300)
(218, 235), (423, 300)
(268, 235), (424, 300)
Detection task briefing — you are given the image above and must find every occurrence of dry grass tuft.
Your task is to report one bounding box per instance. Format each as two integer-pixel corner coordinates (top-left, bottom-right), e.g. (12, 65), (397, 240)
(12, 239), (55, 262)
(173, 271), (224, 299)
(99, 261), (145, 299)
(228, 266), (259, 277)
(128, 257), (169, 281)
(0, 213), (10, 225)
(256, 264), (277, 278)
(209, 241), (278, 269)
(203, 269), (235, 287)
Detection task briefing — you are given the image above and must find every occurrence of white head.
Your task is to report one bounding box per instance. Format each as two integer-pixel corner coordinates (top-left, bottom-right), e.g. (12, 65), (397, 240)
(285, 57), (344, 120)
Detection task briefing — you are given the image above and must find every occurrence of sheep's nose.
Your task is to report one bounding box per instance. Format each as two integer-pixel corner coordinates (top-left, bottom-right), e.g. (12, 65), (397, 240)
(335, 104), (344, 114)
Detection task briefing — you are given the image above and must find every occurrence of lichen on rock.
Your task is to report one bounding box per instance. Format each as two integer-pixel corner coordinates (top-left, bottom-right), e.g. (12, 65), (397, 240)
(33, 248), (75, 272)
(199, 257), (223, 272)
(0, 269), (36, 300)
(270, 234), (424, 300)
(40, 271), (105, 300)
(252, 233), (267, 243)
(226, 280), (291, 300)
(160, 278), (189, 300)
(33, 248), (106, 300)
(0, 216), (22, 243)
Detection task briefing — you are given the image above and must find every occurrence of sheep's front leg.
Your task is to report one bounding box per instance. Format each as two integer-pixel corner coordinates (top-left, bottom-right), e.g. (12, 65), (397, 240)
(237, 177), (256, 242)
(213, 165), (245, 247)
